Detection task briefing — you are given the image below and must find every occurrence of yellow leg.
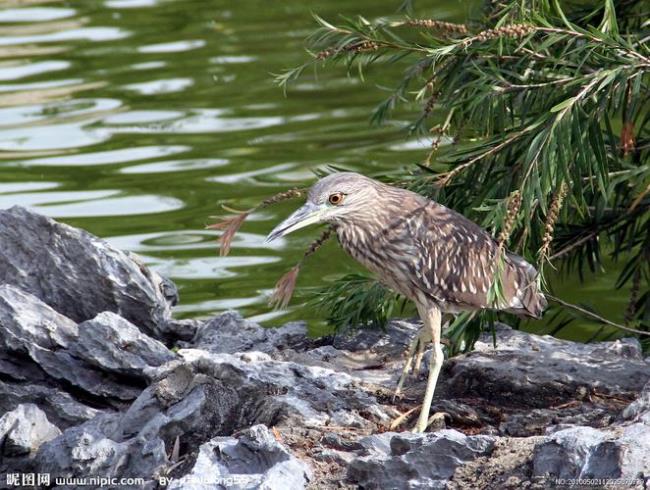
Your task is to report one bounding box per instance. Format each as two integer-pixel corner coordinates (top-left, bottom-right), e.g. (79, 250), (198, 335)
(412, 327), (431, 374)
(393, 324), (432, 400)
(413, 305), (443, 433)
(393, 333), (420, 400)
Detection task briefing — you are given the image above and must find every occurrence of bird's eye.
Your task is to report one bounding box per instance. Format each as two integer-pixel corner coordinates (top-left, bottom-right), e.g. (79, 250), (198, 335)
(328, 193), (344, 206)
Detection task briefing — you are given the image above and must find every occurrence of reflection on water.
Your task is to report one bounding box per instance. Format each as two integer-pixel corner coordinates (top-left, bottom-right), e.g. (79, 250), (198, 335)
(0, 0), (624, 339)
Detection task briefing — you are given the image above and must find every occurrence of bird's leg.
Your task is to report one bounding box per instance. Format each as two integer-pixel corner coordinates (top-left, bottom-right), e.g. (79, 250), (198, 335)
(413, 305), (443, 433)
(412, 327), (431, 374)
(393, 333), (420, 401)
(393, 324), (432, 400)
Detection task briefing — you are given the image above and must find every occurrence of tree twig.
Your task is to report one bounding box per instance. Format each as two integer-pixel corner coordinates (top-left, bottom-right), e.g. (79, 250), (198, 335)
(546, 294), (650, 336)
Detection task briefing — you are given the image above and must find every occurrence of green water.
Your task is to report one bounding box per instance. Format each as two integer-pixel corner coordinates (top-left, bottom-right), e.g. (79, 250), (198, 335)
(0, 0), (628, 339)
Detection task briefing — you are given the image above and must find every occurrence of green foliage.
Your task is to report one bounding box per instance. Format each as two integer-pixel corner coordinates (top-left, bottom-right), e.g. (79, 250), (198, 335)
(310, 273), (409, 331)
(278, 0), (650, 350)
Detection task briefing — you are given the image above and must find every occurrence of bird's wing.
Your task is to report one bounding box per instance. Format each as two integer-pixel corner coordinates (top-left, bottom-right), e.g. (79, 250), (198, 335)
(407, 201), (545, 317)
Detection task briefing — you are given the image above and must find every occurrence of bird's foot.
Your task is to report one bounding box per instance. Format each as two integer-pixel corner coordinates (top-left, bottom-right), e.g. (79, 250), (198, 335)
(411, 411), (447, 433)
(393, 326), (432, 402)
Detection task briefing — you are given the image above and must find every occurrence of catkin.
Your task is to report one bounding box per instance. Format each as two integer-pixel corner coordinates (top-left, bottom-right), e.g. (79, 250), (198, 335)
(260, 188), (305, 208)
(423, 90), (437, 118)
(303, 227), (334, 261)
(464, 24), (535, 47)
(497, 190), (522, 249)
(316, 48), (337, 60)
(208, 188), (306, 257)
(316, 41), (379, 60)
(269, 227), (334, 309)
(538, 182), (568, 262)
(406, 19), (469, 35)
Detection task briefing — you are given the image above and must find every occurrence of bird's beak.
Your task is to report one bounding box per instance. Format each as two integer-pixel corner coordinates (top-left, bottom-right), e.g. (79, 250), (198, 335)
(265, 202), (324, 243)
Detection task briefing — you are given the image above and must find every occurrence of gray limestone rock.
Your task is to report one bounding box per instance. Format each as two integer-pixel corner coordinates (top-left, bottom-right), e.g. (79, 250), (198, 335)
(621, 380), (650, 425)
(0, 380), (100, 429)
(0, 206), (175, 338)
(446, 324), (649, 407)
(0, 404), (61, 457)
(72, 311), (175, 377)
(348, 430), (496, 489)
(33, 412), (166, 487)
(533, 424), (650, 482)
(186, 310), (310, 355)
(167, 425), (312, 490)
(126, 347), (393, 450)
(0, 282), (176, 408)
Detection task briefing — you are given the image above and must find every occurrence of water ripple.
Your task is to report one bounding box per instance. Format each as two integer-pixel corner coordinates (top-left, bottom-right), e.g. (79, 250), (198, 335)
(1, 190), (184, 217)
(0, 8), (77, 23)
(119, 158), (229, 174)
(124, 78), (193, 95)
(107, 108), (284, 134)
(0, 122), (110, 151)
(0, 27), (129, 46)
(23, 145), (190, 166)
(138, 40), (205, 53)
(0, 60), (70, 81)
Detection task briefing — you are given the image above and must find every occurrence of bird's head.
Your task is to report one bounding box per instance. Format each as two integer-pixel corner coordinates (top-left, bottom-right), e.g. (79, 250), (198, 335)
(266, 172), (380, 242)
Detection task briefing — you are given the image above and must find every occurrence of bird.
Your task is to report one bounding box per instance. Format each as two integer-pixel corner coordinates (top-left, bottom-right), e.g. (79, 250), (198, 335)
(266, 172), (547, 432)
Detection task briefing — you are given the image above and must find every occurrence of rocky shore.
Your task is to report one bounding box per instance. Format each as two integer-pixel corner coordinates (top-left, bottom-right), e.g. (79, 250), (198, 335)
(0, 206), (648, 489)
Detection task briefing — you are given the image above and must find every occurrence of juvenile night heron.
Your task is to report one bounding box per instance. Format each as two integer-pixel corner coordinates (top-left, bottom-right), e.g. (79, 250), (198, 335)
(266, 172), (546, 432)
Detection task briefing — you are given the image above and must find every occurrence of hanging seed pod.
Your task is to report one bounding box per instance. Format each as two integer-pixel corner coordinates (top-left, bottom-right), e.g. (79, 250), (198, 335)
(476, 23), (535, 41)
(259, 188), (304, 208)
(206, 212), (250, 257)
(348, 41), (379, 54)
(464, 24), (535, 47)
(269, 265), (302, 309)
(423, 90), (437, 119)
(620, 122), (635, 157)
(538, 182), (568, 263)
(316, 47), (337, 60)
(405, 19), (469, 36)
(497, 190), (522, 252)
(316, 41), (378, 60)
(207, 188), (305, 256)
(269, 227), (334, 309)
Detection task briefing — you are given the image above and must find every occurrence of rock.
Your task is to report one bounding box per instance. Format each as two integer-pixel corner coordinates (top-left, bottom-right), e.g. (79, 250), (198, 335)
(621, 380), (650, 424)
(172, 348), (393, 430)
(446, 436), (545, 490)
(532, 424), (650, 482)
(126, 347), (392, 449)
(348, 430), (496, 489)
(0, 206), (175, 338)
(446, 324), (649, 407)
(0, 404), (61, 457)
(0, 380), (100, 429)
(186, 311), (310, 355)
(167, 425), (312, 490)
(33, 412), (167, 486)
(279, 319), (422, 389)
(72, 311), (175, 377)
(160, 318), (201, 342)
(0, 285), (150, 402)
(332, 319), (420, 355)
(499, 405), (614, 437)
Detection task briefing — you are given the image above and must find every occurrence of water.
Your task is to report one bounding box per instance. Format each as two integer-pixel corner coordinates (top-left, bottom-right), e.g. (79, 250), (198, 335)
(0, 0), (626, 339)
